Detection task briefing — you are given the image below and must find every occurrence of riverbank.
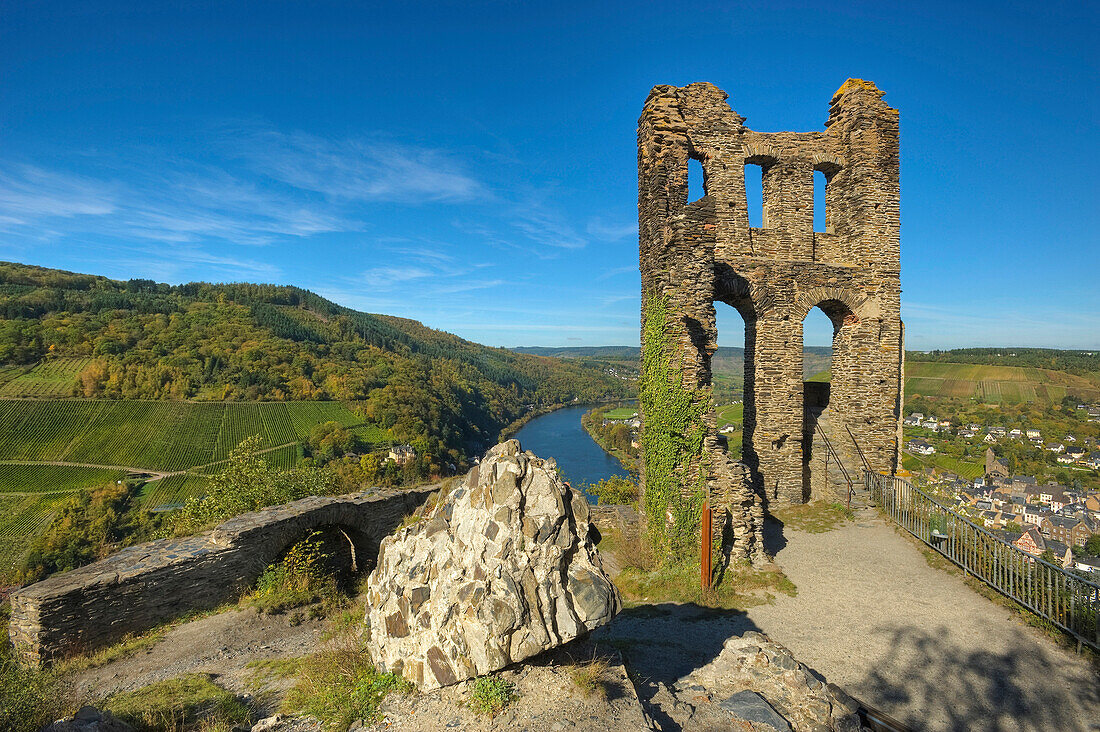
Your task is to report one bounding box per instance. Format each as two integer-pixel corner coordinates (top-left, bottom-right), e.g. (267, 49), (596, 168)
(508, 404), (631, 493)
(580, 404), (639, 475)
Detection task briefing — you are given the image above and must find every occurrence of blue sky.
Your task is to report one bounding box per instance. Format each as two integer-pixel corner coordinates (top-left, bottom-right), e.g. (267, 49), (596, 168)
(1, 1), (1096, 349)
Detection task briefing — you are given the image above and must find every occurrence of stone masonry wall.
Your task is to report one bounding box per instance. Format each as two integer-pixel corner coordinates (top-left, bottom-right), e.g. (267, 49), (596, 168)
(8, 487), (433, 665)
(639, 79), (903, 544)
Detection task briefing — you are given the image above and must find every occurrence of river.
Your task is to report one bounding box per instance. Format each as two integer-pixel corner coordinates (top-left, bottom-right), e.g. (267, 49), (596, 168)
(510, 404), (632, 502)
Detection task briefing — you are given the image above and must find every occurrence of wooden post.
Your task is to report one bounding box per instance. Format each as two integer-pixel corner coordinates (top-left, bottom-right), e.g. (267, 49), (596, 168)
(701, 501), (712, 589)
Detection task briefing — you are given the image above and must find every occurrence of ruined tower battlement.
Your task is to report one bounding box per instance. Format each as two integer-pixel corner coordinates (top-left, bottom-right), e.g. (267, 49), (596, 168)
(638, 79), (903, 519)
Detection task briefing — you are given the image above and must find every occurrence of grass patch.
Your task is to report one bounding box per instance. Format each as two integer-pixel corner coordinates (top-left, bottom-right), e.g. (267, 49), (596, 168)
(770, 500), (854, 534)
(103, 673), (251, 731)
(567, 655), (611, 699)
(282, 635), (412, 729)
(616, 560), (796, 610)
(467, 675), (517, 717)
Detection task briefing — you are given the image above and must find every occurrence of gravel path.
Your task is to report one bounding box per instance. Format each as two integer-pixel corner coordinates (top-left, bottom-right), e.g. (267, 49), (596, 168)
(745, 507), (1100, 731)
(70, 606), (324, 709)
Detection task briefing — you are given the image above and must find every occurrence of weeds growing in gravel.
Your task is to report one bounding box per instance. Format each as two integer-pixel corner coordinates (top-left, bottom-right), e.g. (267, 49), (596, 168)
(283, 633), (412, 729)
(102, 673), (252, 731)
(568, 655), (611, 698)
(770, 501), (854, 534)
(616, 559), (795, 610)
(468, 675), (516, 716)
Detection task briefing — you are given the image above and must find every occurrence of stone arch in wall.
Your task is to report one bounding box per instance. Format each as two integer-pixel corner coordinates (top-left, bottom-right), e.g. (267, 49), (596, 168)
(639, 79), (902, 549)
(263, 523), (375, 583)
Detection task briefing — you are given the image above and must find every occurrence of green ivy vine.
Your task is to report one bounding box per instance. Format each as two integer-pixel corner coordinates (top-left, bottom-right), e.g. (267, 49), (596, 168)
(639, 293), (711, 563)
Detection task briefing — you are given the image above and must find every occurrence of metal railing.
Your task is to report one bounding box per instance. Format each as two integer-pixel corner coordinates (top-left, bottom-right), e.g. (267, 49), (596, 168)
(866, 471), (1100, 652)
(817, 424), (854, 507)
(845, 423), (872, 473)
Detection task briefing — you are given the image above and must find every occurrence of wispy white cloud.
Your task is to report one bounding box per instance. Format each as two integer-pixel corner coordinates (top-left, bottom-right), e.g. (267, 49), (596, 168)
(228, 127), (485, 204)
(902, 301), (1100, 349)
(596, 265), (638, 281)
(509, 196), (587, 250)
(434, 279), (504, 295)
(586, 217), (637, 241)
(0, 165), (117, 222)
(363, 265), (434, 288)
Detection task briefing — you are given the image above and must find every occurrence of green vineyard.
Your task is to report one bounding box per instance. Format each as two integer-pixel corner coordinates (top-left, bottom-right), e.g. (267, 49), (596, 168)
(138, 474), (211, 509)
(0, 399), (387, 471)
(905, 361), (1100, 404)
(0, 356), (90, 398)
(0, 492), (70, 578)
(0, 464), (126, 494)
(0, 399), (393, 578)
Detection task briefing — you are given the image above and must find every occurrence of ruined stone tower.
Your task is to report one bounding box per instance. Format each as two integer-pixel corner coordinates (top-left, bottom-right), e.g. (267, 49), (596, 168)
(638, 79), (903, 537)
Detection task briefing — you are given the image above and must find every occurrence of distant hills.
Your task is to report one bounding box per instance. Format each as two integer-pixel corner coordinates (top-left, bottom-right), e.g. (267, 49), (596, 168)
(0, 261), (629, 465)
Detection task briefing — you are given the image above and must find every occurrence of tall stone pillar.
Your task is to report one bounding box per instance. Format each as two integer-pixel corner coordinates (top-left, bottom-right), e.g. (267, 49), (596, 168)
(751, 314), (806, 503)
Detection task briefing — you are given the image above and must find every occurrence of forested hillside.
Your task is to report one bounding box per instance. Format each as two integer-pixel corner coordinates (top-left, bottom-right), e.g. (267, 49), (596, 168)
(0, 261), (629, 466)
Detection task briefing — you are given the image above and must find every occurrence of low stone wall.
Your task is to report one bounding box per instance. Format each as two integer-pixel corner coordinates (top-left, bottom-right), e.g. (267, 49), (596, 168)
(8, 487), (434, 665)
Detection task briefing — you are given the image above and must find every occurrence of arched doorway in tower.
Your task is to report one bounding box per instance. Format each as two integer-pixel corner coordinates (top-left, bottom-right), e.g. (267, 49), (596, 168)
(713, 302), (749, 463)
(801, 301), (857, 501)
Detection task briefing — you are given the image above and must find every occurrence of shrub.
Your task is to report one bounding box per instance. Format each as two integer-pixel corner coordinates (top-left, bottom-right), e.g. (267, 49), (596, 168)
(468, 675), (516, 717)
(0, 651), (71, 732)
(586, 476), (639, 505)
(18, 481), (164, 583)
(175, 437), (335, 535)
(243, 532), (340, 615)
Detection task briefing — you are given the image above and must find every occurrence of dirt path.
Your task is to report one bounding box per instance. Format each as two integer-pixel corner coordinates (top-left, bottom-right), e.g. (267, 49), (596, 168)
(746, 507), (1100, 731)
(0, 460), (175, 478)
(69, 606), (325, 710)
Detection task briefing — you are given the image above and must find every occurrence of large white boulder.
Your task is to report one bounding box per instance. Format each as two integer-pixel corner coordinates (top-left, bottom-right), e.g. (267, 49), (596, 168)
(365, 440), (621, 689)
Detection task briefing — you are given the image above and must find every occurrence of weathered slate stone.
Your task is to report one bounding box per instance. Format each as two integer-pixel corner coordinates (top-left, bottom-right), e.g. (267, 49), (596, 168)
(365, 440), (621, 689)
(9, 487), (434, 666)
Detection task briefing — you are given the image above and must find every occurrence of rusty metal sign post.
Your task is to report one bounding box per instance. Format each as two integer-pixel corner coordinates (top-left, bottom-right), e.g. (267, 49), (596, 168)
(701, 501), (712, 589)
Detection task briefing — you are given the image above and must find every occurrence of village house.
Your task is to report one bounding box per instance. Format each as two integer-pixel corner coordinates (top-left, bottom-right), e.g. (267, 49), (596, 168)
(921, 419), (940, 432)
(1073, 556), (1100, 574)
(989, 426), (1006, 438)
(1022, 506), (1045, 526)
(1087, 452), (1100, 469)
(1040, 515), (1095, 548)
(1008, 428), (1023, 440)
(1012, 528), (1074, 568)
(1025, 428), (1041, 441)
(1047, 442), (1065, 453)
(907, 439), (935, 456)
(1066, 446), (1087, 460)
(1056, 453), (1076, 465)
(388, 444), (416, 466)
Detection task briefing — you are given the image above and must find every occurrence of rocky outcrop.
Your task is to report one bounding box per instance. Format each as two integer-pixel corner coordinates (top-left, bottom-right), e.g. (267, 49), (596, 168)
(365, 440), (620, 689)
(673, 631), (866, 731)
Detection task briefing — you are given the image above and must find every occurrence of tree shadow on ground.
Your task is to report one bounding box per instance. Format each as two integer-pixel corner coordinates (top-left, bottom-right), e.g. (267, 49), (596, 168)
(855, 623), (1100, 732)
